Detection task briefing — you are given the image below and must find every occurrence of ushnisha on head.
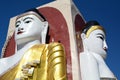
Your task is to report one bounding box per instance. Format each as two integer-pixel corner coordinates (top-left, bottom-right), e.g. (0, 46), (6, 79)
(15, 8), (48, 45)
(81, 20), (108, 59)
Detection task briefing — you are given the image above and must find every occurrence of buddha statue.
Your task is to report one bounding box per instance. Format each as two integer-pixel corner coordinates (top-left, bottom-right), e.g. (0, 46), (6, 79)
(79, 21), (117, 80)
(0, 9), (67, 80)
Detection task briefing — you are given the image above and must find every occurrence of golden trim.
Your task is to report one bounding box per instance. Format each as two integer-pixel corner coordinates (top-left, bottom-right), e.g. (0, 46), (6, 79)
(86, 25), (105, 38)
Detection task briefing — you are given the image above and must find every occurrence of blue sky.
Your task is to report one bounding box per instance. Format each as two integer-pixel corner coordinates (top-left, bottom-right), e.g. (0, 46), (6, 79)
(0, 0), (119, 79)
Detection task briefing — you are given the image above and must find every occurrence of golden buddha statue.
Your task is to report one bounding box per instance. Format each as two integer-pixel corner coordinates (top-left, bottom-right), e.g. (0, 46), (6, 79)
(0, 9), (67, 80)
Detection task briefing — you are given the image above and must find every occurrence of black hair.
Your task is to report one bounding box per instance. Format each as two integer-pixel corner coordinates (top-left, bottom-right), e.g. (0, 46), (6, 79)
(82, 20), (100, 34)
(25, 8), (46, 21)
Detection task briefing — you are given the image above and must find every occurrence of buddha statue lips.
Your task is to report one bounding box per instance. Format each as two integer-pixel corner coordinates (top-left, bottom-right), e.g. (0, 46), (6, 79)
(103, 47), (107, 52)
(17, 31), (25, 35)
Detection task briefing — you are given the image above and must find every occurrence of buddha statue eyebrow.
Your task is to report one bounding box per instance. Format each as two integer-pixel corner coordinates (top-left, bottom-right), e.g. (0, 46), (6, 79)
(23, 17), (34, 21)
(16, 21), (20, 24)
(96, 33), (105, 39)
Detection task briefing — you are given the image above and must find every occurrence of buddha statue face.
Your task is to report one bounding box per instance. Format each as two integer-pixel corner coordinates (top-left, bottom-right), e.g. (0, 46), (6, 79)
(15, 11), (48, 45)
(81, 22), (108, 59)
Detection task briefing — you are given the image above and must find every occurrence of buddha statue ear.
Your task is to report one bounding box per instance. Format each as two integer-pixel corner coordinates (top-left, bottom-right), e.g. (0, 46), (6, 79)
(81, 33), (89, 51)
(41, 21), (48, 44)
(81, 33), (86, 40)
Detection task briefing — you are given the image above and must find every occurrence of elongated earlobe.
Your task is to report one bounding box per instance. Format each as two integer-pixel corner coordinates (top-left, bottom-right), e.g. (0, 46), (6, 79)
(44, 21), (48, 27)
(41, 21), (48, 44)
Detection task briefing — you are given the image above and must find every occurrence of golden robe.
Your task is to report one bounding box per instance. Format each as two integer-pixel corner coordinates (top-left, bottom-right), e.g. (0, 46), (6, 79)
(0, 42), (67, 80)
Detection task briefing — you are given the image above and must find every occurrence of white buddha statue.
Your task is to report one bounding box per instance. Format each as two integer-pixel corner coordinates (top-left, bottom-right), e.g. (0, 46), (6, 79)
(79, 21), (117, 80)
(0, 9), (67, 80)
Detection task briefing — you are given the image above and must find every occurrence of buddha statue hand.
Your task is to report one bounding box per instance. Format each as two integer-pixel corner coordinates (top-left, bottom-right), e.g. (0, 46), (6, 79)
(24, 60), (40, 67)
(15, 60), (40, 80)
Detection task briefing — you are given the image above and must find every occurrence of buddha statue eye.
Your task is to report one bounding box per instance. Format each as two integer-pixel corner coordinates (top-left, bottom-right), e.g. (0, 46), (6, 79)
(23, 17), (34, 24)
(99, 36), (104, 40)
(97, 36), (104, 41)
(16, 24), (19, 28)
(96, 33), (105, 41)
(25, 20), (32, 24)
(15, 21), (21, 28)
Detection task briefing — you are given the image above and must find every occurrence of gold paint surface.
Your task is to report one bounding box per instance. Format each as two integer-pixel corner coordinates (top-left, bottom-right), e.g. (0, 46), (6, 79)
(0, 42), (67, 80)
(86, 25), (105, 38)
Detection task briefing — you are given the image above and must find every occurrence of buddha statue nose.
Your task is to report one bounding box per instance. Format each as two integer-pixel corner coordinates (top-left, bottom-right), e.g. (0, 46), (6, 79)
(103, 41), (108, 51)
(18, 27), (24, 31)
